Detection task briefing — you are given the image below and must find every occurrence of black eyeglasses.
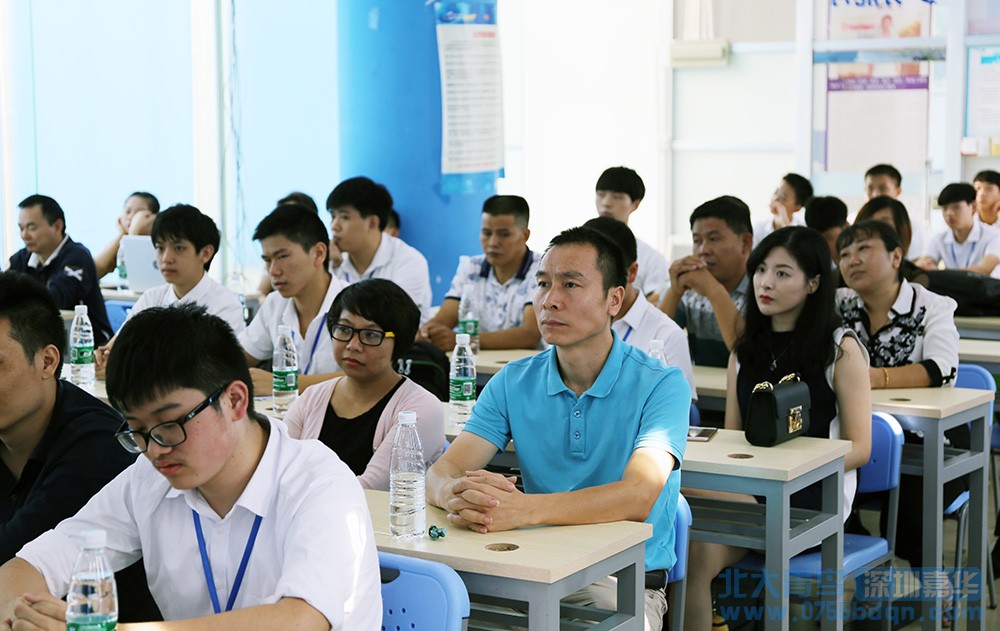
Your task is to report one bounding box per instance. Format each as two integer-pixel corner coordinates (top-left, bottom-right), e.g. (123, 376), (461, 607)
(330, 324), (395, 347)
(114, 385), (228, 454)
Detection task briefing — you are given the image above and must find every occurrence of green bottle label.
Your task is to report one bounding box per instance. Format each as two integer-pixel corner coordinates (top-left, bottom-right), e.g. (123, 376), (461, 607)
(67, 620), (116, 631)
(117, 262), (127, 280)
(273, 369), (298, 393)
(458, 318), (479, 337)
(449, 377), (476, 402)
(70, 345), (95, 365)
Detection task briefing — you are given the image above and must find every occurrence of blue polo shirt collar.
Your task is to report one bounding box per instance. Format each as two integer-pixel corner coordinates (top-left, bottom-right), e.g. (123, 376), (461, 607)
(544, 332), (625, 398)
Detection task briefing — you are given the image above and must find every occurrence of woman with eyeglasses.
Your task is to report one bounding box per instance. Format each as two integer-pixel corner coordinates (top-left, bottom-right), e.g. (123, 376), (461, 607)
(283, 279), (445, 490)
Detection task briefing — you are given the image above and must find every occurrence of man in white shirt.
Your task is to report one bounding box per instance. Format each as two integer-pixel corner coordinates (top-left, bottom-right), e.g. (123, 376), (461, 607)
(917, 182), (1000, 278)
(864, 163), (931, 258)
(240, 206), (347, 394)
(0, 304), (381, 630)
(327, 177), (432, 322)
(595, 166), (668, 299)
(584, 217), (696, 398)
(752, 173), (812, 248)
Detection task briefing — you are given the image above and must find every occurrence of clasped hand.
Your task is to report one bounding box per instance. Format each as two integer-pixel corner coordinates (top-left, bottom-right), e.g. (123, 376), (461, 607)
(444, 470), (524, 534)
(3, 593), (65, 631)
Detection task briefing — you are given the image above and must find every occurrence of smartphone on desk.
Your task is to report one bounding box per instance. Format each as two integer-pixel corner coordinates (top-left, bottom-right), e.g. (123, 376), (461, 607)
(687, 427), (718, 442)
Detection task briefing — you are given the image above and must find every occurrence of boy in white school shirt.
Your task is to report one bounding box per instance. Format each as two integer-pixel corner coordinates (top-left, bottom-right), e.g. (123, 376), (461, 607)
(752, 173), (813, 248)
(240, 206), (348, 395)
(0, 304), (381, 630)
(916, 182), (1000, 278)
(327, 177), (433, 323)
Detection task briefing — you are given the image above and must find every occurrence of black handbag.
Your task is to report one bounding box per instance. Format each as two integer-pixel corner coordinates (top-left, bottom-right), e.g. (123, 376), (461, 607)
(744, 373), (811, 447)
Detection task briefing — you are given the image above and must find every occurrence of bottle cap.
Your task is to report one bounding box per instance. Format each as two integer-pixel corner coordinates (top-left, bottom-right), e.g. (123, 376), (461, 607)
(398, 411), (417, 425)
(74, 305), (88, 316)
(649, 339), (664, 351)
(81, 529), (107, 549)
(456, 333), (470, 345)
(277, 325), (293, 337)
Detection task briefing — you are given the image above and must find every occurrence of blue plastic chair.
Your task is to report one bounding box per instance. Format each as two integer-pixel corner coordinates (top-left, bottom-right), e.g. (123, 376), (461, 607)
(104, 299), (135, 333)
(379, 551), (470, 631)
(667, 493), (692, 630)
(733, 412), (904, 629)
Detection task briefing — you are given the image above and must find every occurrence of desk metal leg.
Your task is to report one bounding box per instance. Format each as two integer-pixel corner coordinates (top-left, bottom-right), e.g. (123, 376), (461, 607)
(764, 488), (791, 631)
(966, 412), (989, 631)
(920, 432), (945, 631)
(820, 468), (844, 631)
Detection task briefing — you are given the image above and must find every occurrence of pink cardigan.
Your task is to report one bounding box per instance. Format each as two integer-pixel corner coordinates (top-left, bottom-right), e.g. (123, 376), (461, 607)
(283, 377), (445, 491)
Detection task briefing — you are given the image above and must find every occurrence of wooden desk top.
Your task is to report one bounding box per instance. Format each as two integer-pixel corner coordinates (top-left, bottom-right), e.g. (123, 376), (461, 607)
(365, 489), (650, 583)
(870, 387), (994, 419)
(681, 429), (851, 482)
(693, 365), (727, 400)
(957, 338), (1000, 364)
(467, 349), (539, 376)
(955, 316), (1000, 332)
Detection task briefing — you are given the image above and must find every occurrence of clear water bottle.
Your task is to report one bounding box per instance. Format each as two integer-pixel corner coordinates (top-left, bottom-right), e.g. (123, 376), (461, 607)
(449, 333), (477, 426)
(66, 529), (118, 631)
(389, 411), (426, 540)
(115, 247), (128, 291)
(648, 339), (666, 366)
(272, 325), (298, 414)
(69, 305), (96, 387)
(458, 285), (480, 354)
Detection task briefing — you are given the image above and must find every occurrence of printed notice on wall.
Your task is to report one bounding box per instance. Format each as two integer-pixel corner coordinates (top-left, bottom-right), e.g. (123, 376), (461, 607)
(435, 2), (504, 195)
(967, 47), (1000, 137)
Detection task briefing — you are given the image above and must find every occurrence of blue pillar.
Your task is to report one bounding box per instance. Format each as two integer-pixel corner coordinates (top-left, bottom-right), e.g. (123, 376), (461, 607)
(337, 1), (495, 304)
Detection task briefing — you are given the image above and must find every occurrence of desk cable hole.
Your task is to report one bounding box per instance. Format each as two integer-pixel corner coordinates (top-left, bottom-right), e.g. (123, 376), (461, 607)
(727, 453), (754, 459)
(486, 543), (519, 552)
(889, 397), (911, 402)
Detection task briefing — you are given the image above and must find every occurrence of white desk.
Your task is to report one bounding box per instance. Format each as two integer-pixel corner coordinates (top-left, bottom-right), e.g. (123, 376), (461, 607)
(693, 365), (727, 413)
(957, 338), (1000, 376)
(955, 316), (1000, 341)
(471, 349), (538, 376)
(681, 430), (850, 631)
(365, 489), (650, 629)
(871, 387), (993, 631)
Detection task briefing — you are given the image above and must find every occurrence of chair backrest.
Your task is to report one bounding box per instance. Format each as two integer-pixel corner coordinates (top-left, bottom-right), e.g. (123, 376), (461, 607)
(688, 403), (701, 427)
(857, 412), (904, 495)
(379, 551), (470, 631)
(669, 494), (692, 584)
(105, 300), (134, 334)
(955, 363), (996, 393)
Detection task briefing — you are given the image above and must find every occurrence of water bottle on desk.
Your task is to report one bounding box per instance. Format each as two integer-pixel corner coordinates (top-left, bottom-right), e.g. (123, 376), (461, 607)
(458, 285), (480, 354)
(449, 333), (476, 425)
(272, 325), (298, 415)
(66, 529), (118, 631)
(389, 411), (426, 539)
(648, 339), (666, 366)
(69, 305), (96, 387)
(115, 248), (128, 291)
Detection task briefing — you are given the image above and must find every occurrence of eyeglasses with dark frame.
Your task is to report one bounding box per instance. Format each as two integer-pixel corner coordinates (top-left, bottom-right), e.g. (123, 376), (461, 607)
(330, 324), (396, 347)
(114, 385), (228, 454)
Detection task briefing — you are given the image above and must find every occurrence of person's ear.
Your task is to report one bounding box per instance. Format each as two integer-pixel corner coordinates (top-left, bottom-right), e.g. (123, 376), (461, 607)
(807, 275), (821, 294)
(223, 380), (251, 421)
(607, 285), (625, 318)
(740, 233), (754, 255)
(627, 262), (639, 284)
(37, 344), (61, 379)
(311, 242), (328, 267)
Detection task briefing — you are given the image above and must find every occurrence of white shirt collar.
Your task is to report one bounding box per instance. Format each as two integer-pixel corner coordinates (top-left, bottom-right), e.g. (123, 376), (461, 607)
(27, 235), (69, 269)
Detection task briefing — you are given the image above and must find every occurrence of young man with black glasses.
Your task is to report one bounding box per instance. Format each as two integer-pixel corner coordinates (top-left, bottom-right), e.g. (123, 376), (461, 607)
(0, 303), (381, 630)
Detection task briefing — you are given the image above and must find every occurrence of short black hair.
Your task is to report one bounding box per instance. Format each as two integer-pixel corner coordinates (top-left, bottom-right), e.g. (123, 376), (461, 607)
(386, 209), (401, 232)
(782, 173), (814, 208)
(482, 195), (530, 228)
(327, 279), (419, 363)
(583, 216), (638, 267)
(0, 272), (65, 375)
(689, 195), (753, 236)
(546, 226), (627, 293)
(836, 220), (904, 281)
(253, 205), (330, 267)
(106, 303), (255, 415)
(973, 170), (1000, 189)
(595, 167), (645, 201)
(856, 195), (913, 256)
(937, 182), (976, 207)
(804, 196), (848, 233)
(277, 191), (318, 213)
(865, 164), (902, 188)
(127, 192), (160, 214)
(19, 195), (66, 235)
(326, 176), (393, 231)
(151, 204), (221, 271)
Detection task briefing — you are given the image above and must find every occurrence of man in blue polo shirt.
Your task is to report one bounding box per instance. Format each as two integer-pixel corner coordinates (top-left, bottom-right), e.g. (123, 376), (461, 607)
(427, 226), (690, 630)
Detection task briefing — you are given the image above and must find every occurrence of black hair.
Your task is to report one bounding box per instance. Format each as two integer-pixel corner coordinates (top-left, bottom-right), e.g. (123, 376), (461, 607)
(689, 195), (753, 236)
(782, 173), (814, 208)
(937, 182), (977, 207)
(277, 191), (318, 213)
(0, 272), (65, 375)
(326, 176), (393, 230)
(482, 194), (530, 228)
(326, 279), (419, 363)
(735, 226), (839, 379)
(386, 209), (401, 231)
(804, 196), (848, 233)
(583, 216), (638, 267)
(151, 204), (220, 271)
(865, 164), (903, 188)
(18, 194), (66, 235)
(127, 192), (160, 214)
(106, 303), (255, 416)
(253, 204), (330, 267)
(856, 195), (912, 256)
(836, 220), (904, 282)
(595, 166), (645, 201)
(974, 170), (1000, 188)
(546, 226), (627, 293)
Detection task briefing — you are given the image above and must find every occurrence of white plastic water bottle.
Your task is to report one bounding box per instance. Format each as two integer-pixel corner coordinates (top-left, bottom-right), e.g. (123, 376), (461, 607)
(449, 333), (476, 425)
(389, 411), (426, 539)
(458, 285), (480, 354)
(69, 305), (96, 387)
(115, 247), (128, 291)
(272, 325), (298, 414)
(66, 529), (118, 631)
(648, 339), (667, 366)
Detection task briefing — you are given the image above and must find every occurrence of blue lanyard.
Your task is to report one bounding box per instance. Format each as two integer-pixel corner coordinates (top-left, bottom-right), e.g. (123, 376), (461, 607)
(193, 510), (263, 614)
(301, 324), (325, 375)
(950, 240), (976, 269)
(621, 325), (634, 343)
